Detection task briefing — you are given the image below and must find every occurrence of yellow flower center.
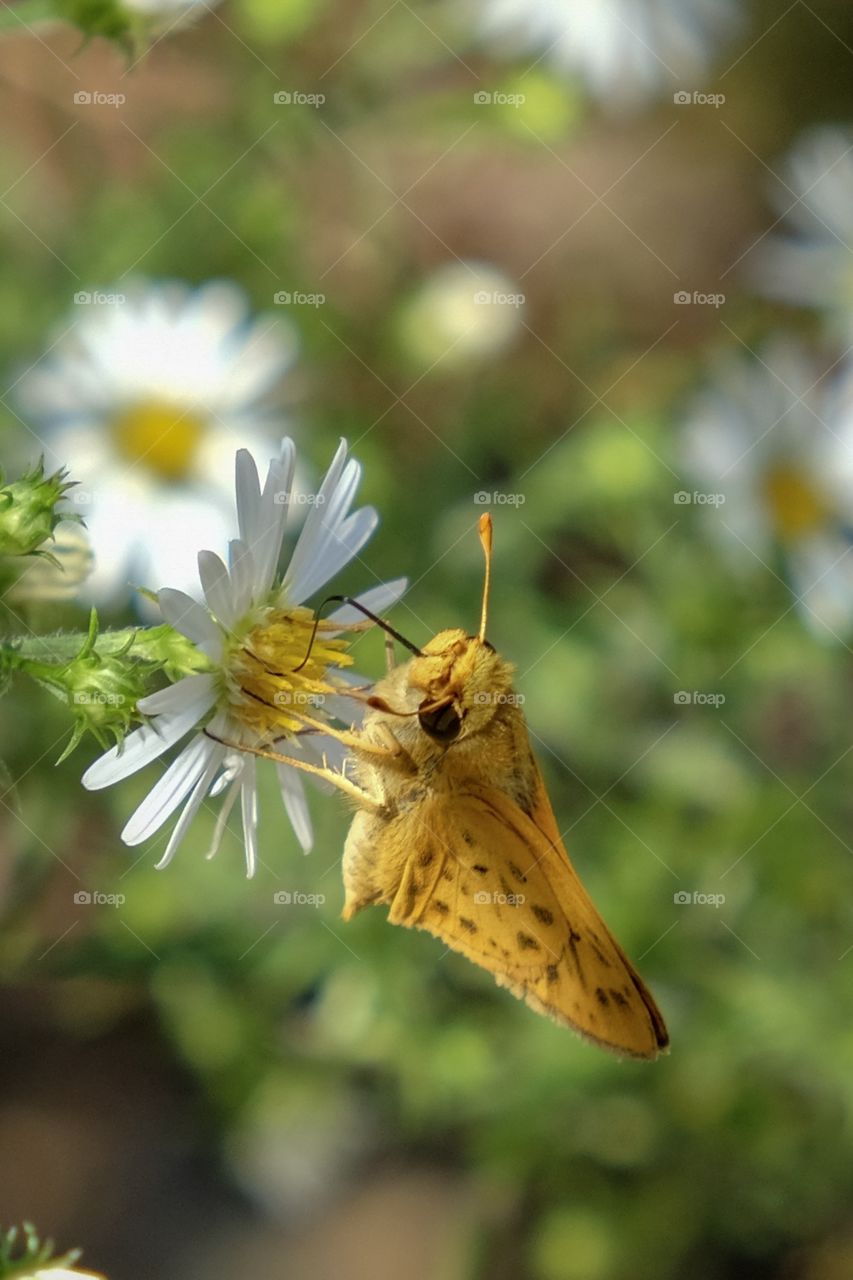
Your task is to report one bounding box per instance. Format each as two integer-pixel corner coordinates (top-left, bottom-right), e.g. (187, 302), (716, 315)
(763, 463), (831, 540)
(226, 606), (354, 741)
(112, 399), (206, 480)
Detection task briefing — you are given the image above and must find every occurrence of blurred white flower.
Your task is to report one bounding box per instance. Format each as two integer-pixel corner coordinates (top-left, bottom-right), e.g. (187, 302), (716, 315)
(475, 0), (737, 108)
(399, 261), (524, 367)
(682, 339), (853, 638)
(751, 126), (853, 332)
(83, 438), (406, 873)
(17, 279), (297, 604)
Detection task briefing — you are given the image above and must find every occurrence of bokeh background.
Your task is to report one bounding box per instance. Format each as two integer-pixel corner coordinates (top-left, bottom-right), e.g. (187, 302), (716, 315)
(3, 1), (853, 1277)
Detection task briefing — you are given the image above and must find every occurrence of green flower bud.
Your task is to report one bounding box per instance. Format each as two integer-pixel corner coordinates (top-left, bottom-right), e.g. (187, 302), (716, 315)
(13, 612), (149, 759)
(0, 611), (213, 760)
(0, 461), (78, 559)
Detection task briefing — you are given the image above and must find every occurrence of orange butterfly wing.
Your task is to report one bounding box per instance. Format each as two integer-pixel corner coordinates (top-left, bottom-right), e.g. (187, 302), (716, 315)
(385, 773), (668, 1059)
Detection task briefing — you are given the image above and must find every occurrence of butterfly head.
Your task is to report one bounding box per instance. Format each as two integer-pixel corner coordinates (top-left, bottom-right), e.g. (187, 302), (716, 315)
(408, 627), (516, 743)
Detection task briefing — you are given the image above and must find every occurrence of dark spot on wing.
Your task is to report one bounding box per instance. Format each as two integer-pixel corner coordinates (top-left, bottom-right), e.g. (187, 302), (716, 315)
(610, 988), (629, 1008)
(418, 850), (435, 867)
(472, 864), (488, 875)
(433, 900), (450, 915)
(545, 964), (559, 984)
(532, 905), (554, 926)
(595, 986), (610, 1007)
(459, 917), (477, 934)
(508, 862), (528, 884)
(461, 830), (474, 846)
(566, 926), (587, 989)
(517, 932), (540, 951)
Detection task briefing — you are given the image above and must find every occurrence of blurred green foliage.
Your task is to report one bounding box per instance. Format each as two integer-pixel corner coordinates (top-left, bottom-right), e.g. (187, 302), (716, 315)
(3, 2), (853, 1278)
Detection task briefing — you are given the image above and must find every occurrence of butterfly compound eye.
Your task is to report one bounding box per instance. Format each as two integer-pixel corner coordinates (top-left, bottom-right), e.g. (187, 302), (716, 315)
(418, 699), (462, 742)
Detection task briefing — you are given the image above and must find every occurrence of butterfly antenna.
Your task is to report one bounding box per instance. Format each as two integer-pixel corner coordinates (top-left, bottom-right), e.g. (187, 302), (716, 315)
(478, 512), (493, 643)
(293, 595), (421, 673)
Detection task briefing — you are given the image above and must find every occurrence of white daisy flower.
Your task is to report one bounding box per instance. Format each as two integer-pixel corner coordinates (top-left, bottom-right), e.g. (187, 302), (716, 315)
(16, 279), (297, 604)
(475, 0), (737, 108)
(681, 339), (853, 638)
(82, 438), (406, 874)
(751, 126), (853, 332)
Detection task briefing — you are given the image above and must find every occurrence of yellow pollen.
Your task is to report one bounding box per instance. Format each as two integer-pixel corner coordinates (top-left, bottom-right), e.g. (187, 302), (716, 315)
(227, 606), (353, 741)
(763, 463), (830, 540)
(112, 399), (206, 480)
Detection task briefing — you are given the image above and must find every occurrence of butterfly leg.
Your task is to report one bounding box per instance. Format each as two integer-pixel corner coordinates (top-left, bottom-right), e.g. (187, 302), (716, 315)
(287, 708), (417, 773)
(201, 729), (385, 812)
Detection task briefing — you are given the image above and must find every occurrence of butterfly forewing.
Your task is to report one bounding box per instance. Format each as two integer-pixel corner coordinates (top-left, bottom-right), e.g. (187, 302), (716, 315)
(387, 787), (668, 1060)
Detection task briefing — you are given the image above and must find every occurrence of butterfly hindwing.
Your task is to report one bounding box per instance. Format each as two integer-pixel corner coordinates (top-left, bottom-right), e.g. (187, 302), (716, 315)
(387, 787), (668, 1060)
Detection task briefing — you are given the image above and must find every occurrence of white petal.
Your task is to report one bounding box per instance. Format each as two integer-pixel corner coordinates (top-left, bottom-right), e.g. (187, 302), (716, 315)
(82, 695), (214, 789)
(197, 550), (235, 628)
(137, 672), (217, 716)
(121, 734), (214, 845)
(289, 506), (378, 605)
(276, 762), (313, 852)
(251, 442), (295, 596)
(235, 448), (262, 548)
(240, 757), (259, 877)
(206, 777), (241, 859)
(321, 692), (366, 726)
(158, 588), (222, 660)
(327, 577), (408, 625)
(154, 744), (225, 870)
(227, 538), (256, 619)
(282, 439), (350, 600)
